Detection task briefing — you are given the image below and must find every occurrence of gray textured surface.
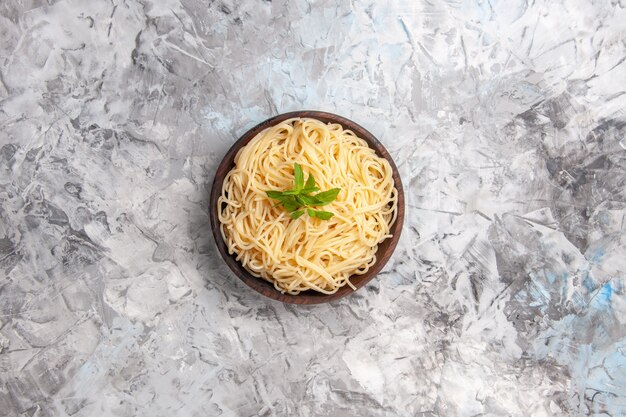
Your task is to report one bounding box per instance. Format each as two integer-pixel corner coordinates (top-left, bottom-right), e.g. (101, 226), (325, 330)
(1, 0), (626, 416)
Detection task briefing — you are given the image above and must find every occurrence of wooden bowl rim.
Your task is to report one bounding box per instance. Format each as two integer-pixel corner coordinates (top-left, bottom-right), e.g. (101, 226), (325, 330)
(209, 110), (405, 304)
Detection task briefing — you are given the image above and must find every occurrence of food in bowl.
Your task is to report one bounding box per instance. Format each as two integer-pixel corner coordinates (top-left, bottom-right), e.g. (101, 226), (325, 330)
(217, 118), (398, 294)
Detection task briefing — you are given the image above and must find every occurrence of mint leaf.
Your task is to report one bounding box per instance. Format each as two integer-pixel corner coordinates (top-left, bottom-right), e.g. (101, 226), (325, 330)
(267, 192), (298, 208)
(266, 164), (339, 221)
(310, 209), (334, 220)
(311, 188), (340, 205)
(294, 163), (304, 192)
(266, 190), (285, 200)
(304, 173), (316, 190)
(297, 194), (323, 206)
(282, 196), (302, 212)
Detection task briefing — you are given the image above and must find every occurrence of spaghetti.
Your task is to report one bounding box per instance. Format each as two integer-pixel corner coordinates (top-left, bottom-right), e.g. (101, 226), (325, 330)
(218, 118), (397, 294)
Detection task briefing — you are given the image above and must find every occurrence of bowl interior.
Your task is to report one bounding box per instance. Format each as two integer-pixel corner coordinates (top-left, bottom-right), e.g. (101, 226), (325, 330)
(209, 111), (405, 304)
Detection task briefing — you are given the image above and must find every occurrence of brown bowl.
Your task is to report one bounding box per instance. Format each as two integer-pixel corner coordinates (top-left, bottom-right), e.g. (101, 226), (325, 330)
(209, 111), (405, 304)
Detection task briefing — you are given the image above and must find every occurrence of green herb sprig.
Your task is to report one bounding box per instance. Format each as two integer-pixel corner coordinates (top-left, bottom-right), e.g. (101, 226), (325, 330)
(266, 163), (340, 220)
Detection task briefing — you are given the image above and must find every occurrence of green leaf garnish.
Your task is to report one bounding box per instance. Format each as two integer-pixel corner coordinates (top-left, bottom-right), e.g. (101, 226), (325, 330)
(266, 163), (340, 221)
(303, 174), (316, 193)
(297, 194), (323, 206)
(310, 188), (340, 205)
(266, 190), (285, 199)
(294, 162), (304, 192)
(280, 189), (301, 195)
(281, 196), (301, 212)
(309, 209), (334, 220)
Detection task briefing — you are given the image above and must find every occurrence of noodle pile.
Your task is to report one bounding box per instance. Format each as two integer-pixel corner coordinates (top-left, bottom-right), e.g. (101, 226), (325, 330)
(218, 118), (397, 294)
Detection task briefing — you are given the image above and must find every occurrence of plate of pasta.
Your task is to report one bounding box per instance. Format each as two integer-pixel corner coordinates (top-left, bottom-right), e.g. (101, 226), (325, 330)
(209, 111), (404, 304)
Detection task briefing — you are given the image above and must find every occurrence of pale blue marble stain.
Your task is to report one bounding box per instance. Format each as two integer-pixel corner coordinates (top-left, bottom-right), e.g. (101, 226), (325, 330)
(601, 283), (613, 302)
(589, 282), (613, 310)
(590, 248), (605, 264)
(583, 271), (597, 293)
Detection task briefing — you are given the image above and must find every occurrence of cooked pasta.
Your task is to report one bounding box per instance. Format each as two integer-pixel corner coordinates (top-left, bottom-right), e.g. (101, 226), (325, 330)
(218, 118), (397, 294)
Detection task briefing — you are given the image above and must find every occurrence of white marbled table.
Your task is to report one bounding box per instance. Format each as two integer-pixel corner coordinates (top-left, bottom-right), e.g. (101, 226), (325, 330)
(1, 0), (625, 416)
